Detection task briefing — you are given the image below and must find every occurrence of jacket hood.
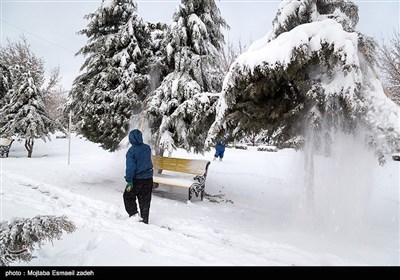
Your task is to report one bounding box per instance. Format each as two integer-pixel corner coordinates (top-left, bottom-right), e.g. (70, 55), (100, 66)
(129, 129), (143, 145)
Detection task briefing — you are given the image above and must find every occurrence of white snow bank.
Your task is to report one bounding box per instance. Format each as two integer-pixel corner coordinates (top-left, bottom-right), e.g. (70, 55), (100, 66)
(1, 134), (398, 266)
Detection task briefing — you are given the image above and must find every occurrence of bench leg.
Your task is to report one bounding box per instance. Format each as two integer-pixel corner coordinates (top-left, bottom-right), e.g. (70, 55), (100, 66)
(188, 184), (205, 201)
(189, 175), (207, 201)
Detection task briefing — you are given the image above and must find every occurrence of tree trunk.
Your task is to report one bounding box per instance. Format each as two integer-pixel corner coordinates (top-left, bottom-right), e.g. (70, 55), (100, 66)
(152, 139), (164, 189)
(155, 146), (164, 173)
(25, 138), (34, 158)
(155, 147), (164, 157)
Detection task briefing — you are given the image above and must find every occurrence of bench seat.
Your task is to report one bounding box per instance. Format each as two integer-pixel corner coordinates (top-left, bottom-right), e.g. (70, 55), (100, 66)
(153, 173), (194, 188)
(152, 156), (210, 201)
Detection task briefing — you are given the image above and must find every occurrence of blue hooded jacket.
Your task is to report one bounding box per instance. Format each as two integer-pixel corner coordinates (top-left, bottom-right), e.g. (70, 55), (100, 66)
(216, 139), (225, 153)
(124, 130), (153, 182)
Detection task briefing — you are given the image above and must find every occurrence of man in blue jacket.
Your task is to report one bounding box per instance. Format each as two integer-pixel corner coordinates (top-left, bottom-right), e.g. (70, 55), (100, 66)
(124, 129), (153, 224)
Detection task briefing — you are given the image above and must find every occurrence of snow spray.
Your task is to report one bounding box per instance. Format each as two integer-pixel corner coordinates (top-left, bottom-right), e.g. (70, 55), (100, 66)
(312, 130), (375, 230)
(297, 115), (378, 235)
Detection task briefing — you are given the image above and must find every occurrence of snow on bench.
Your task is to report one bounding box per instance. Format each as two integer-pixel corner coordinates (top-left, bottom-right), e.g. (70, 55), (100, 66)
(152, 156), (211, 201)
(0, 138), (14, 158)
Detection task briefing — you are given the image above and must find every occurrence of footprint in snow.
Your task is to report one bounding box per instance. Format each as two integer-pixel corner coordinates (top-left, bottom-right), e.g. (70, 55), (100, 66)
(86, 236), (102, 251)
(115, 212), (129, 220)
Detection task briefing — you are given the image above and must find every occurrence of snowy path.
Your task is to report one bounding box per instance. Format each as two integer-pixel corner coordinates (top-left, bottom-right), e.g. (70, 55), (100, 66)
(2, 168), (362, 266)
(1, 135), (398, 266)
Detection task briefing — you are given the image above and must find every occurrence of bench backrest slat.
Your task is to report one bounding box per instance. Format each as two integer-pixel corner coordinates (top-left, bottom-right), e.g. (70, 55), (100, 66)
(0, 138), (12, 146)
(152, 156), (209, 175)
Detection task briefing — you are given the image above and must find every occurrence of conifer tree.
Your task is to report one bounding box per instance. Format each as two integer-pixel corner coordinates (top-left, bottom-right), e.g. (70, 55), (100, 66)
(144, 0), (228, 155)
(209, 0), (399, 161)
(0, 38), (61, 157)
(147, 21), (169, 91)
(208, 0), (400, 211)
(0, 63), (11, 103)
(0, 215), (75, 266)
(0, 66), (58, 157)
(68, 0), (152, 151)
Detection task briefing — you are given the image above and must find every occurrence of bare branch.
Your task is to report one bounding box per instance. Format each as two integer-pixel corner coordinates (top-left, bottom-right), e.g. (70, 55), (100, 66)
(379, 32), (400, 105)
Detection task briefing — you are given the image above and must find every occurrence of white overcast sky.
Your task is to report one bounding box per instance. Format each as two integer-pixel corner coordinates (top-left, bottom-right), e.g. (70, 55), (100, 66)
(1, 0), (399, 90)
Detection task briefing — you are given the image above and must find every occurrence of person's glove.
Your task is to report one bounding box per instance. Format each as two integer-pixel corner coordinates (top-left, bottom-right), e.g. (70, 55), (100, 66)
(125, 182), (133, 192)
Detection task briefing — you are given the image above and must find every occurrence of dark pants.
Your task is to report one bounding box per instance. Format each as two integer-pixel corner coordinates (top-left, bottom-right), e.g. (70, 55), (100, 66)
(215, 150), (224, 158)
(123, 178), (153, 224)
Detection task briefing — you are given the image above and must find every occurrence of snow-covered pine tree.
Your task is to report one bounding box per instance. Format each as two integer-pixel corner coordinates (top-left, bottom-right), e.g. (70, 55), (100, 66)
(144, 0), (228, 155)
(209, 0), (399, 161)
(0, 215), (75, 266)
(0, 65), (58, 157)
(0, 37), (46, 91)
(147, 21), (169, 92)
(208, 0), (400, 212)
(68, 0), (152, 151)
(0, 38), (61, 157)
(0, 63), (11, 102)
(0, 37), (43, 111)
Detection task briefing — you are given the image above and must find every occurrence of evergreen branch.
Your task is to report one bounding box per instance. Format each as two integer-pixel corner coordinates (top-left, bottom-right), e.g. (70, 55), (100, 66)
(0, 215), (76, 266)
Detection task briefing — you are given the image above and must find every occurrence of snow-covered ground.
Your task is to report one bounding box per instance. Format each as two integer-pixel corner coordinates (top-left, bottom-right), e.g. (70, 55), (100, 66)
(1, 133), (399, 266)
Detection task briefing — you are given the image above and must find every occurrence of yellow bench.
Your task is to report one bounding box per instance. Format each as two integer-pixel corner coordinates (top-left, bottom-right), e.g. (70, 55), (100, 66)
(152, 156), (211, 201)
(0, 138), (14, 158)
